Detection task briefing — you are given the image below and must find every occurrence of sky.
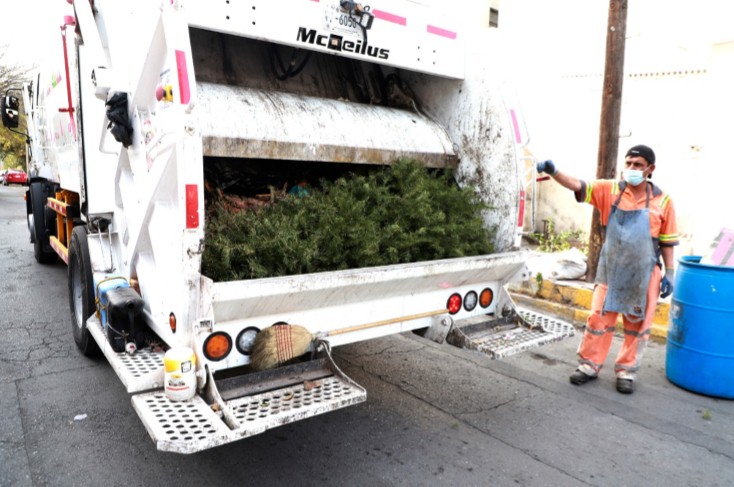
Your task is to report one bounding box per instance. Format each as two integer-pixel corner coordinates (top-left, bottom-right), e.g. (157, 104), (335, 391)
(500, 0), (734, 76)
(0, 0), (72, 69)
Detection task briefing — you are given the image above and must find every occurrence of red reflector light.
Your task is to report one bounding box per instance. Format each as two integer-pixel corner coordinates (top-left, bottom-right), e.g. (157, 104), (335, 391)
(185, 184), (199, 229)
(169, 312), (177, 333)
(203, 332), (232, 361)
(447, 293), (462, 314)
(480, 288), (494, 308)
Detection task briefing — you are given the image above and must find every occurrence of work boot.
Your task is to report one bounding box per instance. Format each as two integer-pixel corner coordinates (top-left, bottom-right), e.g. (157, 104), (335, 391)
(616, 378), (634, 394)
(569, 369), (597, 385)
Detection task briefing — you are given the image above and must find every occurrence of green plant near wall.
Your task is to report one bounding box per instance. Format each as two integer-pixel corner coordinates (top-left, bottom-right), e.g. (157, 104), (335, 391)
(530, 219), (585, 253)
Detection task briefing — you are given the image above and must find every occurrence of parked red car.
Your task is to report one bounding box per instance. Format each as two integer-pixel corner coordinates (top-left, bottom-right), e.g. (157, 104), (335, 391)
(3, 169), (27, 186)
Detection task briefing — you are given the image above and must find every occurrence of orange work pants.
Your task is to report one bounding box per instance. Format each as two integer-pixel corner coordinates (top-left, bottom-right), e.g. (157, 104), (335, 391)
(577, 265), (662, 379)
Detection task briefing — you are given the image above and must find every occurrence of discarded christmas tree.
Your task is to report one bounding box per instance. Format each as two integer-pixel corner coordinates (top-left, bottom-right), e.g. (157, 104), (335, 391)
(202, 159), (496, 281)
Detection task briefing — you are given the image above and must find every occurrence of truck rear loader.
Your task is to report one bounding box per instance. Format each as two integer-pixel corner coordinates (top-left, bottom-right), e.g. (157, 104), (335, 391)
(2, 0), (573, 453)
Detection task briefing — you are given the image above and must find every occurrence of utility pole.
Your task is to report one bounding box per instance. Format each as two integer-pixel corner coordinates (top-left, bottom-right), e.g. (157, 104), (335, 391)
(586, 0), (628, 282)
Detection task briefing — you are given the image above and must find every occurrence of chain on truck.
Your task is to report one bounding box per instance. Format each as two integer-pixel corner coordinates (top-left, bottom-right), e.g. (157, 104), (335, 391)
(1, 0), (573, 453)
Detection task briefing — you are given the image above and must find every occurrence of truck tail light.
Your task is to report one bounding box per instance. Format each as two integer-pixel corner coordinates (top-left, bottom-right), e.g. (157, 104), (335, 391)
(447, 293), (462, 314)
(203, 332), (232, 361)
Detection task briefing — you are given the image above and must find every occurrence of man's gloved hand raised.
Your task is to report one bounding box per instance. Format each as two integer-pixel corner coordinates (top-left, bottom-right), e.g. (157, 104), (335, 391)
(536, 160), (558, 176)
(660, 268), (674, 299)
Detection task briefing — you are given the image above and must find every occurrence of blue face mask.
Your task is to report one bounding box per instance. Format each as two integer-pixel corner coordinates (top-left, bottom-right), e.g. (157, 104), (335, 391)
(623, 169), (645, 186)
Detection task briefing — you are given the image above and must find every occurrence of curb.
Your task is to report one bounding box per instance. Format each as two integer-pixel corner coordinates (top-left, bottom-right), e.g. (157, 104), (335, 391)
(510, 279), (670, 343)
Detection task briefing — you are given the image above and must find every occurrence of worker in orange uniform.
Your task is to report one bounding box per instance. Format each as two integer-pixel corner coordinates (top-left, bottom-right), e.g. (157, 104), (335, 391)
(536, 145), (678, 394)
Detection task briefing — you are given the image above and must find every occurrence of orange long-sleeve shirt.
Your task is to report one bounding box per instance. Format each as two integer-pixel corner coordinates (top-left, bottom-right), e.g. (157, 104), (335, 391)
(575, 179), (679, 252)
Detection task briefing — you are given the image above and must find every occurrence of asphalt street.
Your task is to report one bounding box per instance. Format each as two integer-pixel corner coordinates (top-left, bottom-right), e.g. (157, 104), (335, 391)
(1, 184), (733, 487)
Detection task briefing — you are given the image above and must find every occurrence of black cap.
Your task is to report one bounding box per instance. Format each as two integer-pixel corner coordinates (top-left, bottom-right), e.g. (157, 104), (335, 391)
(625, 144), (655, 164)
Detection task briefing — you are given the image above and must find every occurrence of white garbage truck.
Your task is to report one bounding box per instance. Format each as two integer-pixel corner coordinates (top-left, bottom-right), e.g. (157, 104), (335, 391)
(2, 0), (573, 453)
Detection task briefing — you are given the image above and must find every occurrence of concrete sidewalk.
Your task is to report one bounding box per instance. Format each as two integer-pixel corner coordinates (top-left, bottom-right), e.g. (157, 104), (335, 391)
(510, 278), (671, 342)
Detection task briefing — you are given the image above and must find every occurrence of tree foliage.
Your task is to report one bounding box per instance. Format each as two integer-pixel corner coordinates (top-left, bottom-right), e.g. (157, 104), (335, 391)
(0, 44), (32, 170)
(203, 159), (496, 281)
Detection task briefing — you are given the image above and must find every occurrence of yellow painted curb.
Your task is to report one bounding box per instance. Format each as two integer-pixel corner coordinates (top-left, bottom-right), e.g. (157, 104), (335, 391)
(510, 279), (670, 342)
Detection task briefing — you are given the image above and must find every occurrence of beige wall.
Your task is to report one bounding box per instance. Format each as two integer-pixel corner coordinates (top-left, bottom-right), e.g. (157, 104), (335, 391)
(501, 0), (734, 257)
(528, 68), (711, 255)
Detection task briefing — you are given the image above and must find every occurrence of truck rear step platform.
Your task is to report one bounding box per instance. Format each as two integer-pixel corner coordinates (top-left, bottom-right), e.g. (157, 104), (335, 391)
(90, 304), (572, 453)
(87, 315), (165, 393)
(447, 307), (575, 359)
(132, 357), (366, 454)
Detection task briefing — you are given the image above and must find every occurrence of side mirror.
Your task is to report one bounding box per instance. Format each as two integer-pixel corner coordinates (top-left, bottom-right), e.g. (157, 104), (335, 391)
(2, 95), (19, 129)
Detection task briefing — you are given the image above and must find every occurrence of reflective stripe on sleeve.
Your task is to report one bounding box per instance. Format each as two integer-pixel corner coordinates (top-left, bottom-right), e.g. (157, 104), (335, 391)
(659, 233), (679, 245)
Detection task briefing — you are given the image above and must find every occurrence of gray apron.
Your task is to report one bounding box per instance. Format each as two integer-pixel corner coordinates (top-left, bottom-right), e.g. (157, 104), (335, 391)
(595, 183), (656, 319)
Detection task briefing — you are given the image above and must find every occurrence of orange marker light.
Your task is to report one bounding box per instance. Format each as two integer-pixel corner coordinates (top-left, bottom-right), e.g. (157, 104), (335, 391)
(480, 288), (494, 308)
(169, 312), (177, 333)
(203, 332), (232, 361)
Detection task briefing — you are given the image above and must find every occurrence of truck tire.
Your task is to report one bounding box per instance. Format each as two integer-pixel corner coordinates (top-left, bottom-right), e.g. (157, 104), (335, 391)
(25, 188), (35, 243)
(29, 182), (57, 264)
(69, 226), (100, 356)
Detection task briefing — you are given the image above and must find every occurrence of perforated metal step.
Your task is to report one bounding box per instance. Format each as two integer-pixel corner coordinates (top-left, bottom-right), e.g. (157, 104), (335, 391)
(447, 307), (575, 359)
(132, 393), (235, 453)
(518, 308), (576, 337)
(132, 372), (366, 454)
(87, 315), (165, 393)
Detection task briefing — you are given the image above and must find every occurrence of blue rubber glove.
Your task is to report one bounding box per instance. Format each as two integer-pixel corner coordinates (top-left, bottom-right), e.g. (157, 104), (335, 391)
(660, 268), (674, 299)
(536, 160), (558, 176)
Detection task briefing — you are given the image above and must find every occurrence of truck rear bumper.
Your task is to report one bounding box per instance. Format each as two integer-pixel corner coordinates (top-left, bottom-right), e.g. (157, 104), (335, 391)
(86, 280), (574, 454)
(128, 306), (573, 454)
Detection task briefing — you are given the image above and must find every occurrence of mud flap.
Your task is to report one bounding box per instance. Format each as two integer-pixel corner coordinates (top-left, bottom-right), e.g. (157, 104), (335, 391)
(445, 288), (575, 359)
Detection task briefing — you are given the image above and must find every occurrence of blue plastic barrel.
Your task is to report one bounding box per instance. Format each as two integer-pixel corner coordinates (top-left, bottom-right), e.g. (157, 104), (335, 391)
(666, 256), (734, 398)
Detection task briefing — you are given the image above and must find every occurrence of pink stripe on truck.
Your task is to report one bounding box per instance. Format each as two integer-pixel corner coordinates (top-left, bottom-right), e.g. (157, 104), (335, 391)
(175, 50), (191, 105)
(373, 9), (407, 25)
(427, 25), (457, 39)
